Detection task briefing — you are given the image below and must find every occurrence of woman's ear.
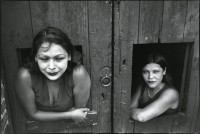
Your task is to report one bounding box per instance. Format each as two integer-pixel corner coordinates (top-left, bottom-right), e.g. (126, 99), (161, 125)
(163, 67), (167, 75)
(68, 55), (71, 61)
(35, 57), (38, 62)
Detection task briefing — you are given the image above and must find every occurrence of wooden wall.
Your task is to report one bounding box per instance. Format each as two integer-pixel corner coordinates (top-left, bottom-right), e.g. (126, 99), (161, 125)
(1, 1), (199, 133)
(113, 0), (199, 133)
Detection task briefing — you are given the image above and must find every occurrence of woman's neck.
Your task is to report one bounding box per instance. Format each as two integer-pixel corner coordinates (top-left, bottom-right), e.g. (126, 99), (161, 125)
(45, 78), (61, 86)
(149, 82), (164, 90)
(147, 83), (165, 98)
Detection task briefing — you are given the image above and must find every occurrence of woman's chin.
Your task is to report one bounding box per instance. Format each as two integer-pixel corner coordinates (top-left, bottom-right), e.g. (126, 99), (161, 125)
(45, 75), (61, 81)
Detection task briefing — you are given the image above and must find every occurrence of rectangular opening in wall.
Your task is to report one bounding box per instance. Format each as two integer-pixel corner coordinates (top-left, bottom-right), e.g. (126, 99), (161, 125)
(131, 42), (194, 116)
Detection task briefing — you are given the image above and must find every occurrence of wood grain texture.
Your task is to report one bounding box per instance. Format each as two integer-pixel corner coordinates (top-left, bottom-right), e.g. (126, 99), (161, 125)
(88, 1), (112, 133)
(113, 1), (139, 133)
(172, 0), (199, 133)
(30, 1), (60, 36)
(1, 1), (33, 133)
(139, 1), (163, 43)
(160, 1), (188, 43)
(196, 100), (200, 132)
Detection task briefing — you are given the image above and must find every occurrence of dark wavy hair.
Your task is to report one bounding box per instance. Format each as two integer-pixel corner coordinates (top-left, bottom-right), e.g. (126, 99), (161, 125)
(23, 27), (74, 74)
(140, 52), (173, 85)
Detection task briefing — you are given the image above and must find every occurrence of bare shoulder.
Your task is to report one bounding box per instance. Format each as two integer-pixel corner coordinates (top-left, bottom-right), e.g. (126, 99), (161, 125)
(162, 87), (179, 98)
(159, 86), (179, 106)
(16, 67), (31, 86)
(73, 64), (91, 85)
(73, 64), (90, 80)
(73, 64), (88, 76)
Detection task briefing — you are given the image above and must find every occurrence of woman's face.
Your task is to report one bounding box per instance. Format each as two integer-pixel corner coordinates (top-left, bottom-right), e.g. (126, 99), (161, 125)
(35, 42), (70, 81)
(142, 63), (166, 89)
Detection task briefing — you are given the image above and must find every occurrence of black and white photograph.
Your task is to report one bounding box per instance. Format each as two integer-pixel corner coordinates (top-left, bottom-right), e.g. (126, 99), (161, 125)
(1, 1), (199, 133)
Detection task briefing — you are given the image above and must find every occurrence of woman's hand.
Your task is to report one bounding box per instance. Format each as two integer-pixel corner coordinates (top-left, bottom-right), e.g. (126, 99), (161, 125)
(70, 108), (90, 123)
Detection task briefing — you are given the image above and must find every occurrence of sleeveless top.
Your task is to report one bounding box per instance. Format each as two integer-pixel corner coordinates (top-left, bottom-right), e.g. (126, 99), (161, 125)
(138, 84), (178, 114)
(30, 61), (77, 112)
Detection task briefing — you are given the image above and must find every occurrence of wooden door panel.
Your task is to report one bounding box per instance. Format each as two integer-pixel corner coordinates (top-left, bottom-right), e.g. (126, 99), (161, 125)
(88, 1), (112, 133)
(30, 1), (60, 36)
(113, 1), (139, 133)
(138, 1), (163, 43)
(1, 1), (33, 132)
(172, 0), (199, 132)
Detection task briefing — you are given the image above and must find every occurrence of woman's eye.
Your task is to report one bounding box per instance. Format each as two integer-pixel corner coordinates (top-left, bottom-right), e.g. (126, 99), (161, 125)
(55, 58), (65, 61)
(153, 70), (159, 73)
(39, 58), (49, 62)
(142, 70), (148, 74)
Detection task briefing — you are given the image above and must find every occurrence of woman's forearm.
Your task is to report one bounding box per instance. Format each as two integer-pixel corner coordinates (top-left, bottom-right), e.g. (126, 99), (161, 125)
(29, 110), (73, 121)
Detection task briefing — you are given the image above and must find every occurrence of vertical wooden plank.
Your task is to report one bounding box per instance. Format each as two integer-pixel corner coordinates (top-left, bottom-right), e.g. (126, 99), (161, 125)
(172, 0), (199, 133)
(88, 1), (112, 133)
(160, 1), (188, 43)
(59, 1), (91, 133)
(1, 1), (33, 133)
(30, 1), (60, 36)
(196, 103), (200, 132)
(113, 1), (139, 133)
(139, 1), (163, 43)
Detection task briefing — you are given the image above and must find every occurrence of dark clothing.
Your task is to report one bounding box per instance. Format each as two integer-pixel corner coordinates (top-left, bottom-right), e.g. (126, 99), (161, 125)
(138, 84), (177, 114)
(30, 61), (77, 112)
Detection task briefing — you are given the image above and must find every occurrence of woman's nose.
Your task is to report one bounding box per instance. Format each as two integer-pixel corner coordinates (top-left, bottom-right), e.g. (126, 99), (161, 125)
(148, 72), (154, 79)
(49, 60), (56, 70)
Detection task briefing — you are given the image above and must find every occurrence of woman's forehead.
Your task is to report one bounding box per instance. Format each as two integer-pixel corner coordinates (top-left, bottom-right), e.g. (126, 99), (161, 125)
(143, 63), (162, 70)
(37, 42), (67, 55)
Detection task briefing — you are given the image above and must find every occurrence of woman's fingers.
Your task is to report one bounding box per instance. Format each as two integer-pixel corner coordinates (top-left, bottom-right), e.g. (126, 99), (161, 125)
(81, 108), (90, 112)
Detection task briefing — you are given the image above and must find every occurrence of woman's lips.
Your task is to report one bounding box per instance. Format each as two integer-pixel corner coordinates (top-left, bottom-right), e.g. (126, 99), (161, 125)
(147, 81), (156, 84)
(47, 72), (58, 76)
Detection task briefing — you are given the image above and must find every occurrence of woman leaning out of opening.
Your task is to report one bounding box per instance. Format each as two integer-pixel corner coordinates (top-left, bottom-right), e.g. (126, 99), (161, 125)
(15, 27), (91, 122)
(130, 53), (179, 122)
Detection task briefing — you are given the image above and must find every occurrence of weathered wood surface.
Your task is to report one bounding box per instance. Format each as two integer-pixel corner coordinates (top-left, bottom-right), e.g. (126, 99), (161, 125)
(113, 1), (139, 133)
(88, 1), (112, 133)
(172, 0), (199, 133)
(139, 1), (163, 43)
(30, 1), (60, 36)
(1, 1), (33, 133)
(161, 1), (187, 43)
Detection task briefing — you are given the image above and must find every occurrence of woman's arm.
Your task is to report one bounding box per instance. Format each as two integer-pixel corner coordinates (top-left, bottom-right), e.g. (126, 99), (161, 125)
(15, 67), (89, 121)
(131, 88), (179, 122)
(73, 64), (91, 108)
